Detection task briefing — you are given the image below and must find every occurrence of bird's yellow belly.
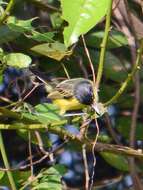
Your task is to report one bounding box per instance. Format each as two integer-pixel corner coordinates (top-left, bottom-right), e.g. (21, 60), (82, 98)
(53, 98), (85, 115)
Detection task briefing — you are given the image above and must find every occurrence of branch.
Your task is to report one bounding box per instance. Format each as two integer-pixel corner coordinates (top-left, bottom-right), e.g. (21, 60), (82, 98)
(0, 124), (143, 159)
(96, 0), (113, 88)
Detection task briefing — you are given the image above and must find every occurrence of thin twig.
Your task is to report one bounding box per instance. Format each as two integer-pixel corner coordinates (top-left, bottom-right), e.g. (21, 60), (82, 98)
(104, 113), (121, 145)
(61, 62), (70, 79)
(0, 131), (17, 190)
(89, 119), (100, 190)
(82, 144), (90, 190)
(77, 56), (88, 78)
(0, 140), (68, 171)
(28, 131), (34, 177)
(81, 35), (96, 84)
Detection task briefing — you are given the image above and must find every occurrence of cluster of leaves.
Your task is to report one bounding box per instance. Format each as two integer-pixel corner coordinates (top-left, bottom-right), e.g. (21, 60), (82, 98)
(0, 0), (143, 190)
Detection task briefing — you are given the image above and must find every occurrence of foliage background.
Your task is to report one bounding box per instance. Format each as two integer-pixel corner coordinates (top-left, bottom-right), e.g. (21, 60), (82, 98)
(0, 0), (143, 190)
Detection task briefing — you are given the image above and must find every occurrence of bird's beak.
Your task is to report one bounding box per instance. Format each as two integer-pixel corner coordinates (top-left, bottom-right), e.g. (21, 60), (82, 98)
(91, 103), (101, 115)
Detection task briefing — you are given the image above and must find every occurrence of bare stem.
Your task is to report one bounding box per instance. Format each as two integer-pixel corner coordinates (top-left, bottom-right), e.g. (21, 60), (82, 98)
(96, 0), (113, 88)
(0, 131), (17, 190)
(0, 124), (143, 159)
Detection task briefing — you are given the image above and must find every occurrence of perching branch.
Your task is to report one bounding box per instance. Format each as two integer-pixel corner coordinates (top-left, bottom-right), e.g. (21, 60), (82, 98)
(0, 124), (143, 159)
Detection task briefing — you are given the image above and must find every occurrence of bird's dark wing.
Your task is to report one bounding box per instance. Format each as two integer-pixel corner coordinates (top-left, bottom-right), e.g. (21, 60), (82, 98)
(48, 78), (91, 99)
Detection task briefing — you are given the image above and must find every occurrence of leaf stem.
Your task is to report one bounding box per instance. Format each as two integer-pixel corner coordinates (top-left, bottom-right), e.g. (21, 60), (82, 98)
(96, 0), (113, 88)
(0, 0), (15, 25)
(0, 131), (17, 190)
(104, 39), (143, 107)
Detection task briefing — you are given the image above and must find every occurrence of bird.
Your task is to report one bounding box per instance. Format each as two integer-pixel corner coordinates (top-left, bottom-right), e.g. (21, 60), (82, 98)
(48, 78), (106, 116)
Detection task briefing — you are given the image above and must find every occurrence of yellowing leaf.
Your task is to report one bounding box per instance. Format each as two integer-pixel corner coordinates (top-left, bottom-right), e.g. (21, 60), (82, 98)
(31, 42), (72, 61)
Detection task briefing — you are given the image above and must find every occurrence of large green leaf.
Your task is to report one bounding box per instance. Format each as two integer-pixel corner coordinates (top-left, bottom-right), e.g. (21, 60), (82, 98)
(116, 117), (143, 140)
(104, 52), (128, 82)
(0, 25), (20, 45)
(22, 103), (63, 124)
(31, 165), (65, 190)
(61, 0), (110, 47)
(85, 30), (128, 49)
(100, 152), (129, 171)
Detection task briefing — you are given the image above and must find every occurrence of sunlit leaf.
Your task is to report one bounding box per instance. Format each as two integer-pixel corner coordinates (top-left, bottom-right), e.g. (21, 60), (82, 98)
(61, 0), (110, 47)
(4, 53), (32, 68)
(31, 41), (72, 61)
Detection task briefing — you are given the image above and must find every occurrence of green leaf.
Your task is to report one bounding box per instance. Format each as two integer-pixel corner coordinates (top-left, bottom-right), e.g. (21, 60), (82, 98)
(54, 164), (67, 175)
(0, 170), (30, 187)
(61, 0), (110, 47)
(97, 134), (112, 143)
(0, 171), (5, 180)
(104, 52), (128, 82)
(22, 103), (63, 124)
(7, 16), (37, 33)
(31, 41), (72, 61)
(4, 53), (32, 68)
(85, 30), (128, 49)
(0, 25), (20, 45)
(116, 117), (143, 140)
(32, 165), (64, 190)
(34, 103), (62, 122)
(50, 12), (64, 29)
(100, 152), (129, 171)
(32, 182), (62, 190)
(26, 31), (55, 43)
